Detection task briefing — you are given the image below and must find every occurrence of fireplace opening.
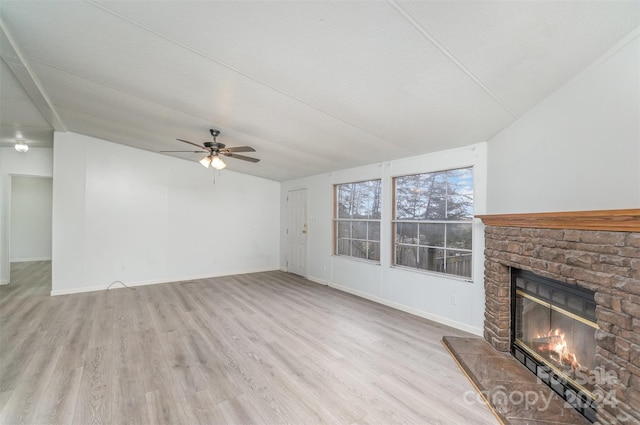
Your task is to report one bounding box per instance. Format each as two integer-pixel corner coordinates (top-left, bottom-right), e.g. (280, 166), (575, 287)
(511, 269), (599, 422)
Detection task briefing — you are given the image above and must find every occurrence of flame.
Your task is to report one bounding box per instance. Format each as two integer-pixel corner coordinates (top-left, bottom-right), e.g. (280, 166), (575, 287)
(537, 328), (581, 373)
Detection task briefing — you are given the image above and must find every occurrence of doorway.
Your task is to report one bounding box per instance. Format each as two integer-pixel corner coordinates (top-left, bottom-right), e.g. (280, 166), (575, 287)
(9, 176), (53, 285)
(287, 188), (307, 277)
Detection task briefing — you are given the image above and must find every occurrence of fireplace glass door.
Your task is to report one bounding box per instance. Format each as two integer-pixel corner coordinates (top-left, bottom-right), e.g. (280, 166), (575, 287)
(515, 291), (597, 382)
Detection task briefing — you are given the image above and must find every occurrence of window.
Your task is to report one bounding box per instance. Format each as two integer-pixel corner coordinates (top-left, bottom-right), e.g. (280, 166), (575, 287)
(334, 179), (381, 262)
(393, 167), (473, 278)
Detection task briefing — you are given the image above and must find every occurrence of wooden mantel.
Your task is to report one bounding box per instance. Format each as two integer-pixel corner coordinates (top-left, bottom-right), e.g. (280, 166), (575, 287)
(476, 209), (640, 232)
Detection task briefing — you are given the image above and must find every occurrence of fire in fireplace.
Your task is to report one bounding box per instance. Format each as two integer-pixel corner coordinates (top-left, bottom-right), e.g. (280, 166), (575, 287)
(511, 269), (599, 422)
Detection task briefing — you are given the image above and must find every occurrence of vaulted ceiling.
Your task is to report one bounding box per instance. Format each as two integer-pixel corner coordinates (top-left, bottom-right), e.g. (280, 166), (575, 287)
(1, 1), (638, 181)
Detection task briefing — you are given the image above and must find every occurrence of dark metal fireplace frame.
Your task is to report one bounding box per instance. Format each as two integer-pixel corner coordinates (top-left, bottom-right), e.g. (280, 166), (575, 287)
(510, 268), (598, 422)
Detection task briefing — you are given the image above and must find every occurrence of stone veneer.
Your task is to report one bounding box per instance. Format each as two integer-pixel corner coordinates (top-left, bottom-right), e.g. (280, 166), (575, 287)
(482, 224), (640, 424)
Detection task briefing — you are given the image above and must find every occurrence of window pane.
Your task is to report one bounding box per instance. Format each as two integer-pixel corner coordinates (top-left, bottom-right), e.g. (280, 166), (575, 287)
(335, 179), (381, 263)
(447, 194), (473, 220)
(352, 221), (367, 239)
(367, 242), (380, 261)
(445, 250), (472, 278)
(337, 221), (350, 238)
(368, 221), (380, 241)
(447, 168), (474, 220)
(396, 222), (418, 244)
(419, 223), (444, 247)
(395, 175), (422, 220)
(338, 184), (354, 219)
(337, 239), (350, 256)
(353, 180), (382, 219)
(351, 240), (367, 259)
(352, 182), (368, 219)
(448, 168), (473, 193)
(446, 223), (472, 250)
(396, 245), (417, 267)
(367, 180), (382, 219)
(418, 247), (445, 273)
(421, 173), (447, 220)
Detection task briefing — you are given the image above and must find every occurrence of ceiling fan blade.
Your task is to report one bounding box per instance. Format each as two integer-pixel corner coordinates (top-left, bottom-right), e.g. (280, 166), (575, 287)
(160, 150), (204, 153)
(176, 138), (207, 150)
(223, 153), (260, 163)
(220, 146), (256, 153)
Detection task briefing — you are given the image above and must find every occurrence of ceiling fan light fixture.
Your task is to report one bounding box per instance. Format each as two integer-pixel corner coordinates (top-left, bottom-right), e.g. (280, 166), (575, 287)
(199, 155), (212, 168)
(210, 154), (227, 170)
(15, 139), (29, 153)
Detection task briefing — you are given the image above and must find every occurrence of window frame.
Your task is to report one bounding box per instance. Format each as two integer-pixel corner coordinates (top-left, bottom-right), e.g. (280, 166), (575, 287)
(333, 178), (382, 263)
(391, 166), (474, 279)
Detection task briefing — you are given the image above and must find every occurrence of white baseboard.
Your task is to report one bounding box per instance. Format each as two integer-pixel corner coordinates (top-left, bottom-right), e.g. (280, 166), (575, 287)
(50, 267), (280, 296)
(49, 267), (483, 336)
(10, 257), (52, 263)
(307, 275), (329, 286)
(328, 281), (483, 337)
(0, 279), (8, 285)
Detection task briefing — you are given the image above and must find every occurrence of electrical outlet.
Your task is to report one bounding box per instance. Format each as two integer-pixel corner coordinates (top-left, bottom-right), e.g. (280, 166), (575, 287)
(121, 264), (126, 272)
(450, 295), (456, 305)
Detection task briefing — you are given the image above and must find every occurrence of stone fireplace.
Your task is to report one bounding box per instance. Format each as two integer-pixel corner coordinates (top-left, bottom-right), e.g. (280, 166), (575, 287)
(477, 209), (640, 424)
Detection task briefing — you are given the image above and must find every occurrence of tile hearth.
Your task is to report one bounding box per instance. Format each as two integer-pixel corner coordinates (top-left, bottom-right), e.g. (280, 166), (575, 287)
(443, 336), (590, 425)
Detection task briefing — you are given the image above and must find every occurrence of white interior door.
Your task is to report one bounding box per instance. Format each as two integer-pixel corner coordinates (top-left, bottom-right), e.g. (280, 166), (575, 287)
(287, 188), (307, 277)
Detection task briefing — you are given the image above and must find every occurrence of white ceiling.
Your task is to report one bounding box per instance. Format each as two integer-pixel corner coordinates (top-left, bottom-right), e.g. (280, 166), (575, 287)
(1, 1), (638, 181)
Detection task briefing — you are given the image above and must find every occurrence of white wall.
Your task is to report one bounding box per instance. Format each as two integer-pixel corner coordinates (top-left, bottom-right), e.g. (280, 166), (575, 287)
(52, 132), (280, 295)
(0, 147), (53, 284)
(487, 33), (640, 214)
(10, 176), (52, 262)
(281, 143), (488, 335)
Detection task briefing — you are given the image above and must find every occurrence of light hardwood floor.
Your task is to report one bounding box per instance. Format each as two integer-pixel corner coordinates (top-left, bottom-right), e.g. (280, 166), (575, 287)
(0, 261), (498, 425)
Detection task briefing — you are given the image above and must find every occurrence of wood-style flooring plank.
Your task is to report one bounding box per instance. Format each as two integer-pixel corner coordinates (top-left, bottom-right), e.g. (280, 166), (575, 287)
(145, 386), (191, 425)
(0, 345), (63, 425)
(33, 366), (83, 425)
(181, 390), (227, 424)
(72, 345), (112, 425)
(1, 261), (498, 425)
(218, 394), (267, 425)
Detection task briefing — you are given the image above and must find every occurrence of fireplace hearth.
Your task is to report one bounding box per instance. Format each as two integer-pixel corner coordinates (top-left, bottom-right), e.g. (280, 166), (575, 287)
(511, 269), (598, 421)
(477, 209), (640, 425)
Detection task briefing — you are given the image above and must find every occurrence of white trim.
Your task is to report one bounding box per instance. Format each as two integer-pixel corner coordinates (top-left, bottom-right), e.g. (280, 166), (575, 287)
(328, 281), (483, 337)
(50, 267), (279, 296)
(10, 257), (52, 263)
(0, 279), (8, 285)
(306, 275), (329, 286)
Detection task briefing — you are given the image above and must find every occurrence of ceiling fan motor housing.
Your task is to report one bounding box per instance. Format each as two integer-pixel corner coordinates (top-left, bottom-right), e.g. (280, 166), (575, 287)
(204, 141), (225, 150)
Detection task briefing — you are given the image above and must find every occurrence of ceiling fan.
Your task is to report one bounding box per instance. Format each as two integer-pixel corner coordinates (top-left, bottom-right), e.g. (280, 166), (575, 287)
(161, 129), (259, 170)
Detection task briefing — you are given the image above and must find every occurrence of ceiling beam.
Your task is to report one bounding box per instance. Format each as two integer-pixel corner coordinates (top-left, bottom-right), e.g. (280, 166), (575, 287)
(0, 20), (66, 132)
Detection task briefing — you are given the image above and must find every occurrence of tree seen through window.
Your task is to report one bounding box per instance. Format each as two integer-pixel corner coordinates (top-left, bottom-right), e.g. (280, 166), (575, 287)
(334, 179), (381, 262)
(393, 167), (473, 278)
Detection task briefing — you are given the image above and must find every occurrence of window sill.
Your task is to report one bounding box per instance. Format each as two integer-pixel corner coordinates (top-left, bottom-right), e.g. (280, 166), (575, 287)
(389, 264), (474, 283)
(332, 255), (381, 266)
